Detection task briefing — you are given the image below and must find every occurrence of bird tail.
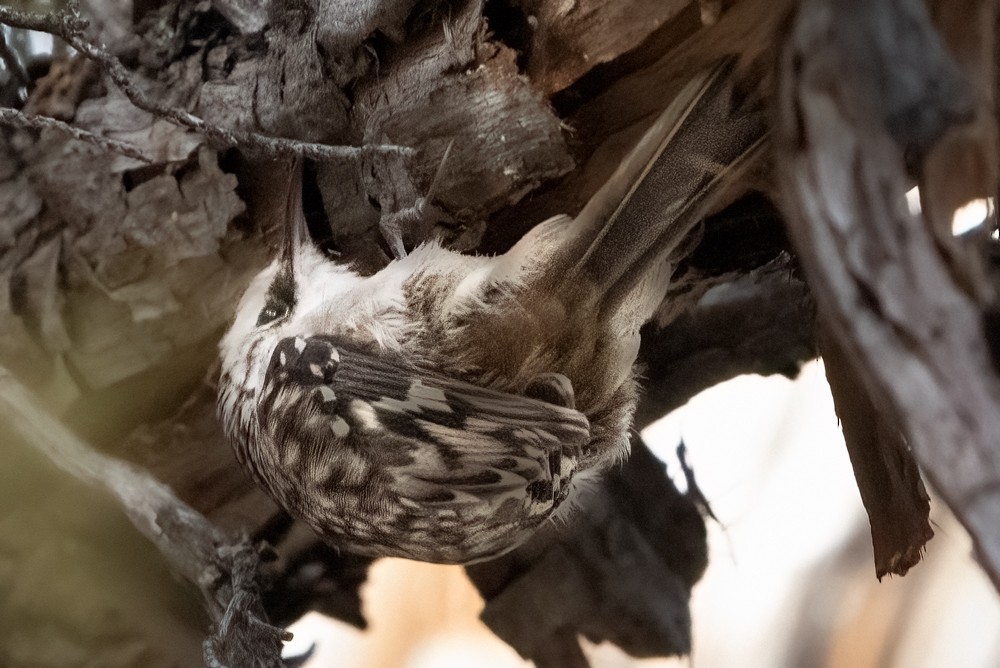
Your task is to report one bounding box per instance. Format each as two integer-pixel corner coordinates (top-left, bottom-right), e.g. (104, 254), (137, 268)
(555, 56), (768, 319)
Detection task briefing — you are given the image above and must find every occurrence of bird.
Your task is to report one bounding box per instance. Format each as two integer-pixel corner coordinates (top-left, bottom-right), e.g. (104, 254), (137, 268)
(217, 56), (767, 564)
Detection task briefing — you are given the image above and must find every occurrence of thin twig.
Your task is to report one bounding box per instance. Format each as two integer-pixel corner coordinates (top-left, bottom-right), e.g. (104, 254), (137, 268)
(0, 106), (151, 161)
(0, 1), (414, 162)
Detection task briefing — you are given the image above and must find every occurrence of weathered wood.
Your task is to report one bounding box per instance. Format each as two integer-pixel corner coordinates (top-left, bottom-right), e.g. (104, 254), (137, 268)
(485, 0), (791, 251)
(922, 0), (998, 228)
(3, 1), (782, 663)
(8, 0), (996, 664)
(0, 368), (285, 666)
(776, 0), (1000, 586)
(467, 438), (707, 664)
(636, 256), (816, 428)
(819, 329), (932, 578)
(523, 0), (692, 95)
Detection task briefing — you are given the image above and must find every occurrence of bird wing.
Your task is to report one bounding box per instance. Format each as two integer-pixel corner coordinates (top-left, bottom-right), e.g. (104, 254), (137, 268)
(258, 334), (590, 513)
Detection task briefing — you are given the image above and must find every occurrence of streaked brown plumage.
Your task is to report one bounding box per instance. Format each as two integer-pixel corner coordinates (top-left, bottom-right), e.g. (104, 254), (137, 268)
(217, 57), (766, 563)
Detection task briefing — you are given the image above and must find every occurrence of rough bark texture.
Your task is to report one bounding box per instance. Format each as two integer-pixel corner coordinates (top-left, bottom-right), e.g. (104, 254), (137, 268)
(776, 0), (1000, 587)
(2, 0), (995, 665)
(467, 438), (708, 664)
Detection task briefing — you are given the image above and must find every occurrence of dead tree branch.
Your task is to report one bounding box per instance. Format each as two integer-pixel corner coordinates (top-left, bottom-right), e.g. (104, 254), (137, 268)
(0, 368), (288, 667)
(636, 257), (815, 428)
(0, 2), (413, 163)
(467, 437), (706, 666)
(777, 0), (1000, 587)
(0, 106), (151, 161)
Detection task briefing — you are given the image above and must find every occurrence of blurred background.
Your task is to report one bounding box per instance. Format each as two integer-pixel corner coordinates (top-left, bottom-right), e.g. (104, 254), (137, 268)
(284, 361), (1000, 668)
(4, 11), (999, 667)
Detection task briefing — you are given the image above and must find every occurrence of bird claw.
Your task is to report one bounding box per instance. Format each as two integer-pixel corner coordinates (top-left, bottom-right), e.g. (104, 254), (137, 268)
(525, 373), (577, 409)
(378, 141), (454, 260)
(380, 209), (411, 260)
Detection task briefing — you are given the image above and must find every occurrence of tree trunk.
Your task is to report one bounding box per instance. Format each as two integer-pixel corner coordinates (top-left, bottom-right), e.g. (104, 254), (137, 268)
(1, 0), (994, 665)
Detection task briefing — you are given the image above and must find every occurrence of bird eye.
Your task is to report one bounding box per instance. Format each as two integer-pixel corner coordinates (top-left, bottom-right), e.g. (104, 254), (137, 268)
(256, 299), (291, 326)
(256, 270), (296, 327)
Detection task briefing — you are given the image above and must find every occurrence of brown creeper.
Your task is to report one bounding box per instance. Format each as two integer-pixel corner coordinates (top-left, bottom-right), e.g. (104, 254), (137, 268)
(218, 57), (766, 563)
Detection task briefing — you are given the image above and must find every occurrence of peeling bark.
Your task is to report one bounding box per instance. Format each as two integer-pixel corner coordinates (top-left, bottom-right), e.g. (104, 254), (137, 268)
(5, 0), (998, 665)
(776, 0), (1000, 585)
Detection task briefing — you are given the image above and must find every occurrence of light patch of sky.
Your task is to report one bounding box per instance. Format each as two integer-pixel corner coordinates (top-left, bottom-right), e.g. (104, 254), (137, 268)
(904, 185), (993, 236)
(643, 361), (863, 666)
(952, 197), (992, 235)
(28, 30), (53, 56)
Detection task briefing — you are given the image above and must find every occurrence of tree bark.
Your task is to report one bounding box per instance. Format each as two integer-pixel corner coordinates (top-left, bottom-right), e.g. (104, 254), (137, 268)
(776, 0), (1000, 586)
(2, 0), (993, 665)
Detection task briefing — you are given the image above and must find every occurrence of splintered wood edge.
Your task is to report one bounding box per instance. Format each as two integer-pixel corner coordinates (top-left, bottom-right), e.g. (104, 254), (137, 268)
(776, 0), (1000, 587)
